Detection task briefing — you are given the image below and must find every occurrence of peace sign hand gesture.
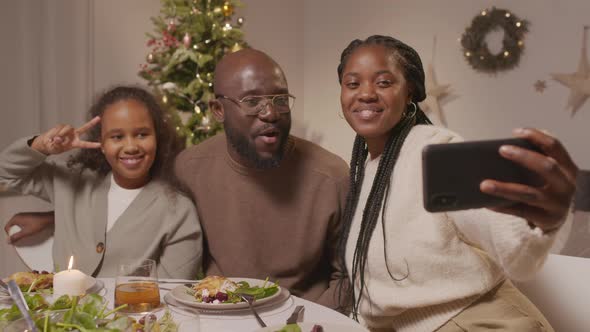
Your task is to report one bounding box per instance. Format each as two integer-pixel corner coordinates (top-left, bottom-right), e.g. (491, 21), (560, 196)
(30, 116), (102, 155)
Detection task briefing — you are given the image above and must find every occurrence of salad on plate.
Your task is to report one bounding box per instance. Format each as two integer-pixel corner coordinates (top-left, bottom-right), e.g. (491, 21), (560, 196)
(188, 275), (279, 304)
(0, 292), (177, 332)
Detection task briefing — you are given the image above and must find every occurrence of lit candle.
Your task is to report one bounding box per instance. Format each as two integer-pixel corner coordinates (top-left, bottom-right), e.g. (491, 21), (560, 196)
(53, 256), (90, 297)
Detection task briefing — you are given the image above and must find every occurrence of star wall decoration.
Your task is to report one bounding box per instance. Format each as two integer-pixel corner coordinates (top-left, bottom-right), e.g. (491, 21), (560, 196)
(419, 37), (454, 127)
(420, 63), (452, 126)
(534, 80), (547, 93)
(550, 26), (590, 117)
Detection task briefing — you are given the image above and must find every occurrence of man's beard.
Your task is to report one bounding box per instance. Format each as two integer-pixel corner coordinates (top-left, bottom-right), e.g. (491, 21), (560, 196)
(224, 121), (290, 169)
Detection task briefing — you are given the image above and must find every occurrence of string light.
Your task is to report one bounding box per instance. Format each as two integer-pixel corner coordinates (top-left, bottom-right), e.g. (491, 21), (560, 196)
(162, 95), (168, 104)
(481, 10), (487, 16)
(516, 21), (522, 27)
(505, 12), (511, 18)
(465, 52), (471, 57)
(503, 51), (510, 57)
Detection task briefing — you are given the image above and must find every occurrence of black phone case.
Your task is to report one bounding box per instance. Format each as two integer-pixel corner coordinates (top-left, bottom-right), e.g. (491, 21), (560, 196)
(422, 138), (541, 212)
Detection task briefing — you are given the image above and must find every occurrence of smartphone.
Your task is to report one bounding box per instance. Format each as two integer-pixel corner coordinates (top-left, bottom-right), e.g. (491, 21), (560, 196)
(422, 138), (542, 212)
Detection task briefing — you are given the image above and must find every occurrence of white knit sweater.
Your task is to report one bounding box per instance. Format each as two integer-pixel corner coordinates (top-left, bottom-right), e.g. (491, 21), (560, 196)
(345, 125), (565, 332)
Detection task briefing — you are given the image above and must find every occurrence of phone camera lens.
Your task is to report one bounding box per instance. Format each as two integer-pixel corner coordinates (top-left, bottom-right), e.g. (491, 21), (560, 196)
(433, 195), (457, 207)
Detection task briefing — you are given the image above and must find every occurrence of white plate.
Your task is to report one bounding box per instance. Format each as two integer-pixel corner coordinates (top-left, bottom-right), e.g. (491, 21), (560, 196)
(169, 277), (282, 310)
(254, 322), (369, 332)
(8, 225), (54, 273)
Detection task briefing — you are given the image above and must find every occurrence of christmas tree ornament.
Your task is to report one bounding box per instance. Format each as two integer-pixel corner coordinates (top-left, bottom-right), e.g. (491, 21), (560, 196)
(231, 42), (242, 52)
(183, 32), (192, 48)
(551, 26), (590, 116)
(460, 7), (528, 73)
(202, 115), (211, 126)
(167, 19), (176, 32)
(222, 2), (233, 17)
(162, 82), (177, 92)
(237, 17), (244, 27)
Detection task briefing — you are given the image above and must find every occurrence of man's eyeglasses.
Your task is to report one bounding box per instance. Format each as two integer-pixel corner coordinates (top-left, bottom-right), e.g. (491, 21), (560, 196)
(215, 94), (296, 116)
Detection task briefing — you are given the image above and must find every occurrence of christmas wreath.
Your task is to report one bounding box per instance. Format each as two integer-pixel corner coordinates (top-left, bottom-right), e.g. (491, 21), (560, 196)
(460, 7), (529, 73)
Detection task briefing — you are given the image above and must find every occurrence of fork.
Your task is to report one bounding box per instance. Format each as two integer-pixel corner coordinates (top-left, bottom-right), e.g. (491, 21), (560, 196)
(239, 293), (267, 327)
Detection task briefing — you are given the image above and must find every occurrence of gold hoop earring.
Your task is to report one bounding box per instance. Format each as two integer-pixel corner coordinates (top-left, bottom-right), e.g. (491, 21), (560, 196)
(406, 102), (417, 117)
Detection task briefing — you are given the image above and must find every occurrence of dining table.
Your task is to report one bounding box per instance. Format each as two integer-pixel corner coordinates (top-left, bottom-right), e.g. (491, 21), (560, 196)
(91, 278), (367, 332)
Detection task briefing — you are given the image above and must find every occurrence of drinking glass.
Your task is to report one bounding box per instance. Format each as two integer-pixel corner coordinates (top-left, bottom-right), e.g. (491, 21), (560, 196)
(115, 259), (161, 314)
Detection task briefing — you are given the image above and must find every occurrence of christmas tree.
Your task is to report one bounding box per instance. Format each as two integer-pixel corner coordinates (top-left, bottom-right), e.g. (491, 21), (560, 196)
(139, 0), (248, 146)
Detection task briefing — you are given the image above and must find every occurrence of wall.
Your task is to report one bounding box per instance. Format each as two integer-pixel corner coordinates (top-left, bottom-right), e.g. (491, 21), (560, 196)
(302, 0), (590, 168)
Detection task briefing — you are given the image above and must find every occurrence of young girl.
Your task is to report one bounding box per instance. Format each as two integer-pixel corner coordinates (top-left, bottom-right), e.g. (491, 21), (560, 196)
(0, 86), (202, 278)
(336, 35), (577, 331)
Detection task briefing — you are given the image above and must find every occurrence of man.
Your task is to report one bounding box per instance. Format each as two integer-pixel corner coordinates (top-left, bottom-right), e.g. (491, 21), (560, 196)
(173, 48), (349, 309)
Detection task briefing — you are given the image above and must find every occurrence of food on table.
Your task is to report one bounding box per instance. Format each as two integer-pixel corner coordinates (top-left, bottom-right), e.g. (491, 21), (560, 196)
(273, 324), (324, 332)
(5, 270), (54, 292)
(0, 292), (177, 332)
(192, 275), (238, 303)
(188, 276), (279, 304)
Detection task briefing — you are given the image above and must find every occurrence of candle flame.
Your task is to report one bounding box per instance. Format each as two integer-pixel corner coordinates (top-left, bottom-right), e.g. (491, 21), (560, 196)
(68, 256), (74, 270)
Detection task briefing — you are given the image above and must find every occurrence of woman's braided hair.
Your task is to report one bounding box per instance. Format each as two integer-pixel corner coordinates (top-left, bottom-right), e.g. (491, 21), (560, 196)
(336, 35), (432, 319)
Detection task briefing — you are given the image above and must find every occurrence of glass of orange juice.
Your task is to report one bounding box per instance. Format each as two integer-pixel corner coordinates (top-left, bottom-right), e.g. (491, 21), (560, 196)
(115, 259), (160, 314)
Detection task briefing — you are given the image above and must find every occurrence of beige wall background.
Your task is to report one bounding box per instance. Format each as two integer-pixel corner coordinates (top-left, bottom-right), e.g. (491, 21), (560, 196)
(2, 0), (590, 274)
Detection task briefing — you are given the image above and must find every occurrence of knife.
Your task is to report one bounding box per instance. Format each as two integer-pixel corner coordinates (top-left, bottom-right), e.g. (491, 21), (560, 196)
(286, 305), (305, 324)
(7, 280), (39, 332)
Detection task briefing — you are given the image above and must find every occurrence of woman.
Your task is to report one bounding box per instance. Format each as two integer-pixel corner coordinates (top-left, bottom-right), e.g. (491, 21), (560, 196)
(0, 86), (202, 278)
(337, 35), (577, 331)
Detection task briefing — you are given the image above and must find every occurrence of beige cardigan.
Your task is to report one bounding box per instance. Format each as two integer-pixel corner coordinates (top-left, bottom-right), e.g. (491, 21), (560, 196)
(0, 137), (203, 278)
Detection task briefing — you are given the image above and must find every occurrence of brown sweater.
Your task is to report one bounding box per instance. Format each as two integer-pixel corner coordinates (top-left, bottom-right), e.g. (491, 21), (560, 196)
(175, 134), (349, 309)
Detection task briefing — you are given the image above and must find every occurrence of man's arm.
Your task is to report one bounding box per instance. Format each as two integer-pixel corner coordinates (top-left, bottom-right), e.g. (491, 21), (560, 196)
(5, 211), (55, 244)
(316, 176), (351, 314)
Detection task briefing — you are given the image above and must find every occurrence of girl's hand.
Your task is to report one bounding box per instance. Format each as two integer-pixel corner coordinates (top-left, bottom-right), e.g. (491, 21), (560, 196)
(31, 116), (101, 155)
(481, 128), (578, 233)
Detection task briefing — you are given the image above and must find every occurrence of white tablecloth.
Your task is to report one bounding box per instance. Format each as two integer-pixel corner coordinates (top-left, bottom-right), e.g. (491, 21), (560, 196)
(99, 278), (365, 332)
